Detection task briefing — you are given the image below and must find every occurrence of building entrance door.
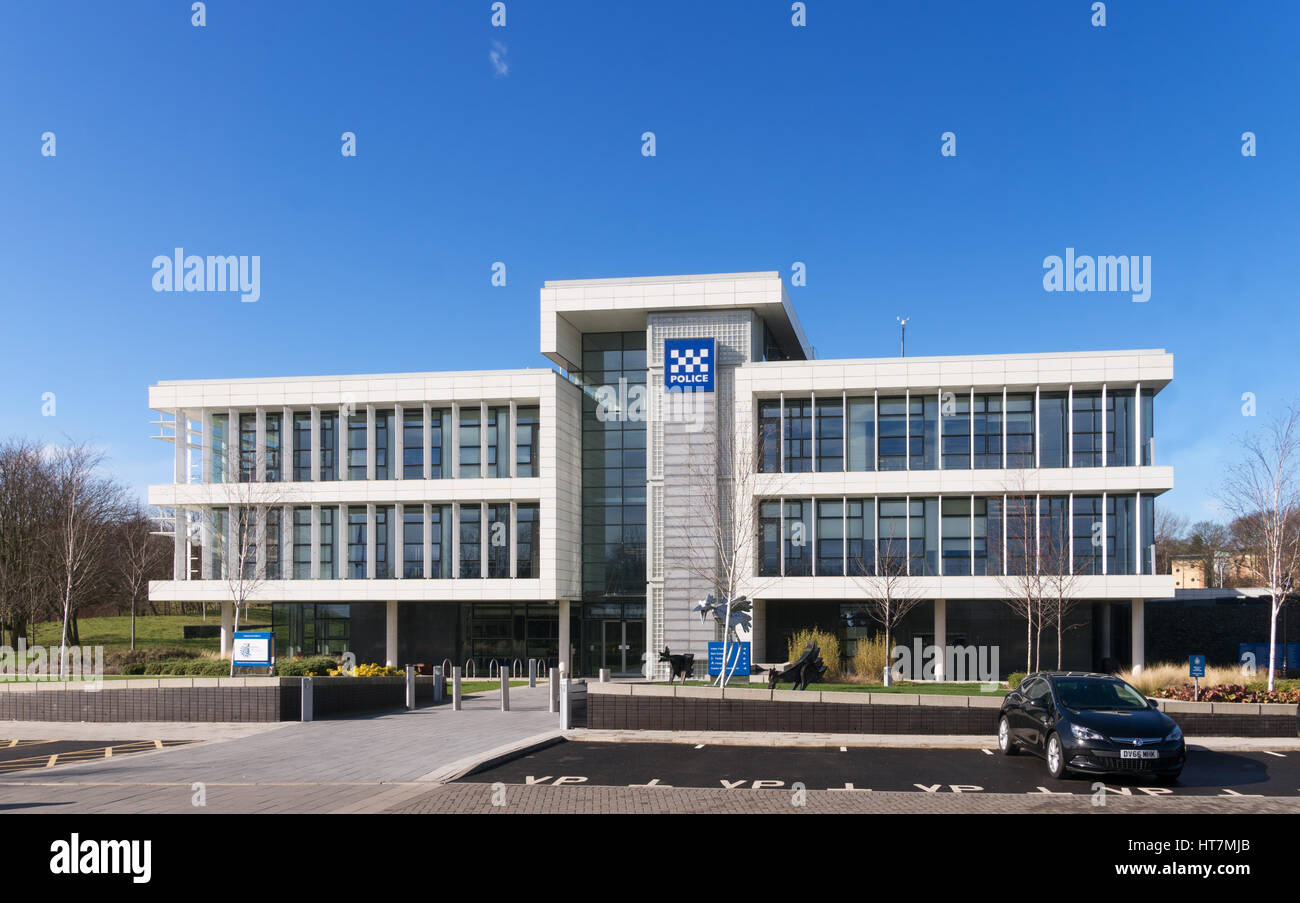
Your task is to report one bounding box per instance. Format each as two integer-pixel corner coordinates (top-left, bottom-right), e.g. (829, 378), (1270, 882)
(600, 620), (645, 676)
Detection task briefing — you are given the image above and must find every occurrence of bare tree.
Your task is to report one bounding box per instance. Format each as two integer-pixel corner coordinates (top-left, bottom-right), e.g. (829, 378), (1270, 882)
(1153, 505), (1189, 575)
(1218, 403), (1300, 691)
(849, 515), (923, 685)
(118, 505), (172, 650)
(46, 443), (125, 678)
(996, 476), (1049, 674)
(0, 439), (54, 648)
(1038, 496), (1087, 670)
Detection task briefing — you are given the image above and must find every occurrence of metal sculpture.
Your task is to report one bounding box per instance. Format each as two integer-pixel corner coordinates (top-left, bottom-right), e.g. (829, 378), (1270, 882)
(768, 641), (828, 691)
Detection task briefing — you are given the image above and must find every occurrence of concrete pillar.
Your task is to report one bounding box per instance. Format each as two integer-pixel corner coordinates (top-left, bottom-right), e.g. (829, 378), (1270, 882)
(933, 599), (947, 681)
(385, 599), (398, 668)
(310, 406), (321, 481)
(366, 404), (376, 480)
(173, 506), (187, 580)
(393, 403), (403, 480)
(406, 664), (415, 710)
(558, 599), (571, 676)
(549, 667), (558, 713)
(452, 666), (463, 711)
(220, 600), (234, 656)
(1130, 598), (1145, 674)
(500, 669), (510, 711)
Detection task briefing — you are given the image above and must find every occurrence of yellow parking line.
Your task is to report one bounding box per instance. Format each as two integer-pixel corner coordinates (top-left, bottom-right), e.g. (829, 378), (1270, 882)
(154, 740), (164, 749)
(5, 740), (15, 748)
(105, 746), (112, 758)
(45, 754), (58, 768)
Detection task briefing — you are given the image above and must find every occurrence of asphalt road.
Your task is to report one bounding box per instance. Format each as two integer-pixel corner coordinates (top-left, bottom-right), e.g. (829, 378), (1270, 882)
(459, 741), (1300, 797)
(0, 739), (197, 773)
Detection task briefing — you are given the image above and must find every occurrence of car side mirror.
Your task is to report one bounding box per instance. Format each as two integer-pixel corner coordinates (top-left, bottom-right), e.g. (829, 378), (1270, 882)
(1147, 698), (1160, 709)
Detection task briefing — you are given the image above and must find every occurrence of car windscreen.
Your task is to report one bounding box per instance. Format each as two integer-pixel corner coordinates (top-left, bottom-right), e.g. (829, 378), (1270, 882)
(1053, 679), (1149, 711)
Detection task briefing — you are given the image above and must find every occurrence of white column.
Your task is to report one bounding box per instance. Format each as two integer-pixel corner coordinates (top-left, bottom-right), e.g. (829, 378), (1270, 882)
(1101, 491), (1108, 575)
(451, 503), (460, 577)
(422, 503), (432, 578)
(509, 500), (518, 578)
(810, 390), (818, 472)
(1033, 386), (1040, 468)
(480, 501), (488, 579)
(936, 388), (943, 470)
(558, 599), (571, 675)
(227, 407), (238, 482)
(201, 507), (213, 580)
(338, 503), (348, 579)
(395, 503), (405, 579)
(174, 409), (187, 483)
(1101, 383), (1108, 468)
(220, 600), (233, 656)
(778, 394), (785, 472)
(1000, 386), (1007, 469)
(508, 400), (518, 478)
(310, 406), (321, 481)
(1130, 598), (1145, 674)
(173, 506), (187, 580)
(450, 403), (460, 477)
(422, 403), (432, 479)
(934, 599), (947, 681)
(385, 599), (398, 668)
(1066, 385), (1074, 467)
(904, 388), (910, 471)
(394, 403), (404, 480)
(480, 402), (489, 478)
(1133, 383), (1142, 465)
(337, 405), (349, 481)
(282, 406), (294, 480)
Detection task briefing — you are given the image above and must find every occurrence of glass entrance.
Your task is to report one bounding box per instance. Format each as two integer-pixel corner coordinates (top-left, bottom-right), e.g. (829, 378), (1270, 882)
(599, 620), (645, 676)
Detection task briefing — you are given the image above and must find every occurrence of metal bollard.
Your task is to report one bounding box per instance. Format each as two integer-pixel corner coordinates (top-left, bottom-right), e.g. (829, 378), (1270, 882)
(500, 668), (510, 712)
(548, 667), (558, 713)
(405, 664), (415, 710)
(301, 676), (313, 722)
(433, 672), (445, 703)
(452, 666), (463, 711)
(559, 677), (572, 729)
(599, 668), (610, 683)
(528, 658), (537, 689)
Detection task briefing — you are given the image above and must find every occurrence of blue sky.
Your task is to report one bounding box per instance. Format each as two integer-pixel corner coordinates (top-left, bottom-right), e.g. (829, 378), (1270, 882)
(2, 1), (1296, 522)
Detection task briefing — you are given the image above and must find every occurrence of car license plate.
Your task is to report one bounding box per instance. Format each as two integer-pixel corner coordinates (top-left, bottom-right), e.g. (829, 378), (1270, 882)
(1120, 749), (1159, 759)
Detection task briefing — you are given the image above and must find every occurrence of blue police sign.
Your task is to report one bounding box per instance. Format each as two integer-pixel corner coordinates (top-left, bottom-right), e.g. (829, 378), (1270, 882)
(664, 338), (715, 392)
(707, 641), (750, 677)
(1189, 655), (1205, 678)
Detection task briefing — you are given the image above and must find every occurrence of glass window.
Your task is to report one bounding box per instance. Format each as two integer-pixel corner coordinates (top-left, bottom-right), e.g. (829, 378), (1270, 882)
(911, 396), (938, 470)
(459, 408), (481, 478)
(403, 410), (423, 479)
(1005, 495), (1034, 575)
(293, 508), (311, 579)
(319, 507), (336, 579)
(912, 498), (936, 576)
(973, 394), (1002, 469)
(1140, 389), (1155, 465)
(431, 505), (452, 578)
(1141, 494), (1155, 575)
(488, 503), (510, 578)
(815, 397), (844, 472)
(430, 408), (450, 478)
(1072, 392), (1103, 467)
(487, 407), (510, 478)
(847, 498), (874, 576)
(1109, 493), (1137, 575)
(941, 497), (971, 576)
(877, 498), (908, 572)
(783, 399), (813, 473)
(846, 397), (874, 471)
(516, 406), (539, 478)
(375, 410), (394, 480)
(941, 394), (970, 469)
(877, 397), (907, 472)
(976, 497), (1002, 576)
(238, 414), (256, 483)
(348, 506), (367, 578)
(264, 507), (281, 579)
(210, 414), (228, 483)
(1110, 389), (1135, 467)
(209, 507), (227, 577)
(516, 504), (539, 578)
(265, 413), (281, 482)
(319, 412), (337, 481)
(348, 413), (367, 480)
(1073, 495), (1103, 575)
(459, 504), (481, 578)
(759, 501), (781, 576)
(1005, 394), (1034, 468)
(816, 499), (844, 575)
(783, 499), (812, 576)
(1039, 392), (1067, 469)
(293, 413), (311, 481)
(375, 505), (393, 578)
(1038, 495), (1070, 573)
(402, 509), (423, 578)
(759, 400), (782, 473)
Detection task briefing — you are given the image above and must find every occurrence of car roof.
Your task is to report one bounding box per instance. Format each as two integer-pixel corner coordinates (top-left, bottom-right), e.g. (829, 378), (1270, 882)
(1030, 671), (1118, 681)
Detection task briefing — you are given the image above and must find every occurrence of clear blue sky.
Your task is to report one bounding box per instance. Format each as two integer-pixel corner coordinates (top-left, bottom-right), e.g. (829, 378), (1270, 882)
(2, 1), (1296, 523)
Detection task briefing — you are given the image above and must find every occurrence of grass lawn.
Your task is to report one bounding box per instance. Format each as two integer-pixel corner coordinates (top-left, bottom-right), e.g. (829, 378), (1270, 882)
(30, 611), (273, 654)
(671, 679), (1006, 696)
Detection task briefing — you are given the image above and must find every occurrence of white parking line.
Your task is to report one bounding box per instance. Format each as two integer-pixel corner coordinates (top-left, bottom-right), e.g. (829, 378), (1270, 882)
(840, 746), (847, 752)
(981, 749), (994, 756)
(694, 744), (705, 749)
(1263, 751), (1286, 757)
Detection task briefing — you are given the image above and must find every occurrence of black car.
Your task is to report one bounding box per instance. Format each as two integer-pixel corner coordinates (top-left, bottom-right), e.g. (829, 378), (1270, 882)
(997, 672), (1186, 782)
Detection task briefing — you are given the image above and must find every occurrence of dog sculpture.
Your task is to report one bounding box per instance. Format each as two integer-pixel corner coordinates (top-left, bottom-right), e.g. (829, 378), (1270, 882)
(767, 641), (828, 691)
(658, 646), (695, 685)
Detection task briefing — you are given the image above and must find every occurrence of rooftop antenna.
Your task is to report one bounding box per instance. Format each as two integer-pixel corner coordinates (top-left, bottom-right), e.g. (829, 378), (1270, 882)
(896, 316), (909, 357)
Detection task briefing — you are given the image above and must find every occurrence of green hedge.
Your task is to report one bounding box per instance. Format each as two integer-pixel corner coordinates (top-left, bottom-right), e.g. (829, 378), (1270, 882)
(1006, 672), (1027, 690)
(274, 656), (338, 676)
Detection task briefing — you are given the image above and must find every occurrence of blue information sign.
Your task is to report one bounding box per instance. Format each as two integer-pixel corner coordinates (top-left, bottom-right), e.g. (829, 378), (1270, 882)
(1189, 655), (1205, 678)
(707, 641), (750, 677)
(233, 631), (274, 668)
(664, 338), (715, 392)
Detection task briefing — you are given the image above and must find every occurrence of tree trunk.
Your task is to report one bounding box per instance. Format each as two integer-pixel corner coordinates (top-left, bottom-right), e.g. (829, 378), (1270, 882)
(1268, 596), (1280, 692)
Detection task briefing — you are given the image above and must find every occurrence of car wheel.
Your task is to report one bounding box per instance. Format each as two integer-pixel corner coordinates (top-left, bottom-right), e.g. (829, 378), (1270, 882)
(997, 716), (1018, 755)
(1045, 733), (1066, 779)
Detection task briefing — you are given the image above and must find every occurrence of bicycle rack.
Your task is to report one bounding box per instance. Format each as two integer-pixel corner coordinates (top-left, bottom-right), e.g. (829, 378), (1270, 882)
(441, 659), (452, 680)
(488, 660), (500, 679)
(464, 659), (477, 679)
(512, 658), (524, 680)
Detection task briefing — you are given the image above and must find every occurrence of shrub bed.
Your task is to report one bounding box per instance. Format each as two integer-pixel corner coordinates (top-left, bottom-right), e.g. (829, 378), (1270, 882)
(1154, 684), (1300, 704)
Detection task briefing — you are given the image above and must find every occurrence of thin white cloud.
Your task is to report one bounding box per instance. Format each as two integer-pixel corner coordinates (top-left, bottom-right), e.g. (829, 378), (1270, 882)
(490, 41), (509, 77)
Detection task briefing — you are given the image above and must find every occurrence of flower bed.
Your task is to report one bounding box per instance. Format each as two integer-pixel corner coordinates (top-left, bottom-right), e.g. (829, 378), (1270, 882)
(1154, 683), (1300, 704)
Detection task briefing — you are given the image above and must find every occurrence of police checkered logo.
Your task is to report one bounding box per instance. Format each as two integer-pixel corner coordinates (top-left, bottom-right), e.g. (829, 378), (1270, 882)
(667, 346), (710, 378)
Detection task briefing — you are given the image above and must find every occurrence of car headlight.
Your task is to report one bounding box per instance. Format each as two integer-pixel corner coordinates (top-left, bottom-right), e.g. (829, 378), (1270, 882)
(1071, 724), (1105, 741)
(1165, 725), (1182, 742)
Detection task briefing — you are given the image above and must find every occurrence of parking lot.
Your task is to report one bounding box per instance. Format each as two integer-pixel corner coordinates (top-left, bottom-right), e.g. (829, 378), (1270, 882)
(0, 738), (197, 773)
(458, 740), (1300, 797)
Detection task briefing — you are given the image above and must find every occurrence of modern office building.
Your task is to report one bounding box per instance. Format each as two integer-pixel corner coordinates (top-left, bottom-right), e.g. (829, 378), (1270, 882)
(148, 271), (1174, 678)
